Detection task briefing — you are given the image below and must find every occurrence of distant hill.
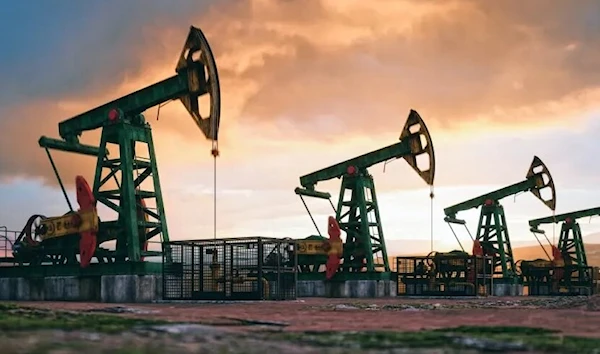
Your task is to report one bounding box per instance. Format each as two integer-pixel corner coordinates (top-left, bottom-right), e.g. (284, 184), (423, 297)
(584, 232), (600, 244)
(385, 239), (433, 257)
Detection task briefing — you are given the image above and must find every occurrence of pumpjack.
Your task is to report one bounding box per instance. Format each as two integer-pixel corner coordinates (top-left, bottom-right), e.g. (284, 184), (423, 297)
(520, 207), (600, 295)
(6, 26), (220, 275)
(443, 156), (556, 281)
(293, 109), (435, 280)
(529, 206), (600, 268)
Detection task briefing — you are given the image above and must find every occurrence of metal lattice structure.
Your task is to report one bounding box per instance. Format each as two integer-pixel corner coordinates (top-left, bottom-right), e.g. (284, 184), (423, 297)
(443, 156), (556, 281)
(529, 207), (600, 270)
(3, 25), (220, 277)
(519, 207), (600, 296)
(294, 110), (435, 280)
(163, 237), (297, 301)
(396, 254), (493, 297)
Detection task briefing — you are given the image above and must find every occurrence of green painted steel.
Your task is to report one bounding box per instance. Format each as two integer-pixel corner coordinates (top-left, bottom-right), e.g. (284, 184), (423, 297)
(444, 179), (538, 219)
(56, 26), (221, 144)
(444, 156), (556, 221)
(299, 140), (413, 191)
(335, 170), (388, 272)
(529, 207), (600, 230)
(4, 26), (220, 275)
(38, 136), (105, 156)
(475, 203), (517, 278)
(58, 75), (191, 143)
(558, 223), (588, 268)
(91, 119), (171, 262)
(443, 156), (557, 280)
(529, 206), (600, 268)
(295, 110), (436, 278)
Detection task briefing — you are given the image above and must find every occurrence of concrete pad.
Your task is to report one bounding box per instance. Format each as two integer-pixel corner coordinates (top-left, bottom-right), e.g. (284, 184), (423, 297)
(298, 280), (396, 298)
(492, 283), (523, 296)
(0, 275), (162, 303)
(100, 275), (162, 303)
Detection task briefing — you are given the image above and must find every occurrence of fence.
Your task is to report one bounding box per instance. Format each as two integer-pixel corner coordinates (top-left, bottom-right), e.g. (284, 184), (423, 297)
(163, 237), (297, 301)
(396, 254), (493, 296)
(0, 227), (18, 265)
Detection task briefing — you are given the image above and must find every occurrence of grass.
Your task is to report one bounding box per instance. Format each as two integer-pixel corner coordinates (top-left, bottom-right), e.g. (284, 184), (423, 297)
(3, 336), (171, 354)
(3, 302), (600, 353)
(0, 302), (167, 333)
(279, 325), (600, 353)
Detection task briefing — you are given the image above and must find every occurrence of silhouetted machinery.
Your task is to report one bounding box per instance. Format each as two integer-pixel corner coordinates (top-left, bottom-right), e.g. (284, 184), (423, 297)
(395, 249), (495, 296)
(5, 26), (220, 276)
(293, 110), (435, 280)
(442, 156), (556, 284)
(395, 156), (556, 296)
(518, 207), (600, 295)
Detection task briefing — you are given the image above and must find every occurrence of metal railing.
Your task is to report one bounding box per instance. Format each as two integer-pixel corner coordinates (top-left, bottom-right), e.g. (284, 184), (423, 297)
(0, 226), (19, 264)
(396, 254), (494, 297)
(163, 237), (297, 301)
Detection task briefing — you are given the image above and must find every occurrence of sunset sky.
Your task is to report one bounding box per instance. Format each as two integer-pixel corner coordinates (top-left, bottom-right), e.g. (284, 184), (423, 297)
(1, 0), (600, 256)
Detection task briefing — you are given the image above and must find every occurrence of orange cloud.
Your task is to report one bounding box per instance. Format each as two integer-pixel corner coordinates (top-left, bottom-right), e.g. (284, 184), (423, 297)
(185, 0), (600, 136)
(2, 0), (600, 187)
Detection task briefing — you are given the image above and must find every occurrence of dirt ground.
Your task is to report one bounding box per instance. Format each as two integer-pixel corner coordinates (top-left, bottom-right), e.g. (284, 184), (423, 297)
(14, 296), (600, 338)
